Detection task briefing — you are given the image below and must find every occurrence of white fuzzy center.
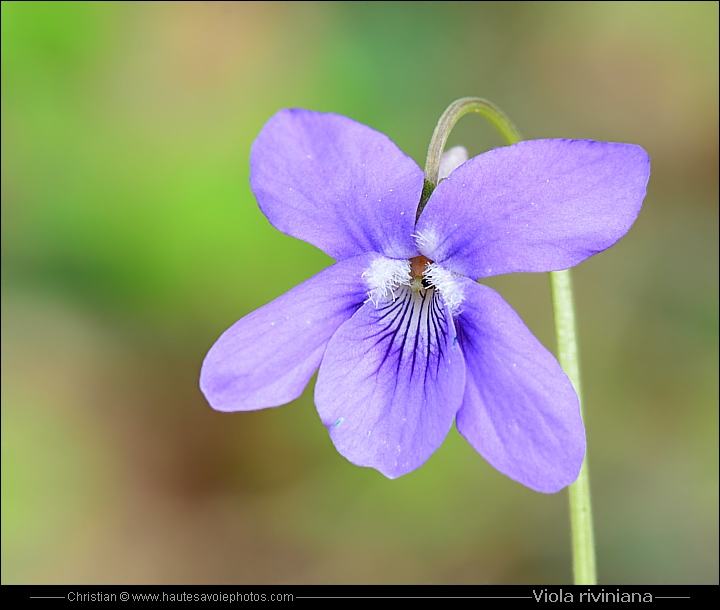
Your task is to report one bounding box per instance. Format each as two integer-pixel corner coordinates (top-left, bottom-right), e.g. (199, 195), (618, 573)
(424, 263), (464, 312)
(363, 256), (464, 313)
(362, 257), (412, 306)
(412, 228), (441, 257)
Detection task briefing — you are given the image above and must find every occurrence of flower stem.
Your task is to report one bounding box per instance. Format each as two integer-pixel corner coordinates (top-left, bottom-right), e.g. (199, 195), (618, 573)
(424, 97), (522, 186)
(550, 270), (597, 584)
(425, 97), (597, 584)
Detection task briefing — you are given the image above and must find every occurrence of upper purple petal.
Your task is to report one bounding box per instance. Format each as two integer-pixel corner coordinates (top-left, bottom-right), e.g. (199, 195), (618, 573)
(416, 139), (650, 278)
(200, 253), (376, 412)
(250, 109), (423, 261)
(315, 287), (465, 478)
(454, 277), (585, 493)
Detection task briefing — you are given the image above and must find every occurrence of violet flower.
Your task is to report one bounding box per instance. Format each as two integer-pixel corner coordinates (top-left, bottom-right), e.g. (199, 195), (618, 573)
(200, 109), (649, 493)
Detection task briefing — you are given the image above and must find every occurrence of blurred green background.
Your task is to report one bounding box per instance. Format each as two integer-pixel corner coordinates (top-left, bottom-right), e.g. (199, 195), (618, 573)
(1, 1), (717, 584)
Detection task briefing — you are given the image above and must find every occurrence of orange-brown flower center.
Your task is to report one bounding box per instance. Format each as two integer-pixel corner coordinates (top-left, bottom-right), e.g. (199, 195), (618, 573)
(410, 255), (433, 278)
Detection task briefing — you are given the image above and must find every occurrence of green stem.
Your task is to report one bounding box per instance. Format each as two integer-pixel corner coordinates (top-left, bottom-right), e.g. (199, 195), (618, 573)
(424, 97), (597, 584)
(424, 97), (522, 185)
(550, 270), (597, 584)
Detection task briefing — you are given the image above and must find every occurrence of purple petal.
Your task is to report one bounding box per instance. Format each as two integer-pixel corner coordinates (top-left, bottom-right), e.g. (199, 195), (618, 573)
(200, 253), (377, 412)
(416, 139), (650, 278)
(454, 277), (585, 493)
(315, 287), (466, 478)
(250, 109), (423, 260)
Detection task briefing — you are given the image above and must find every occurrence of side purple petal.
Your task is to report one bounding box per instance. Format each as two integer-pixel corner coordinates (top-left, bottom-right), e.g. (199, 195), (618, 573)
(315, 289), (466, 478)
(250, 109), (423, 261)
(200, 253), (377, 412)
(454, 278), (585, 493)
(416, 139), (650, 278)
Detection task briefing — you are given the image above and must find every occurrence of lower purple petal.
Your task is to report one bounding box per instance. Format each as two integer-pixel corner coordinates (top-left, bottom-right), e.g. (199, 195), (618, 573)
(200, 253), (376, 412)
(315, 287), (466, 478)
(454, 277), (585, 493)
